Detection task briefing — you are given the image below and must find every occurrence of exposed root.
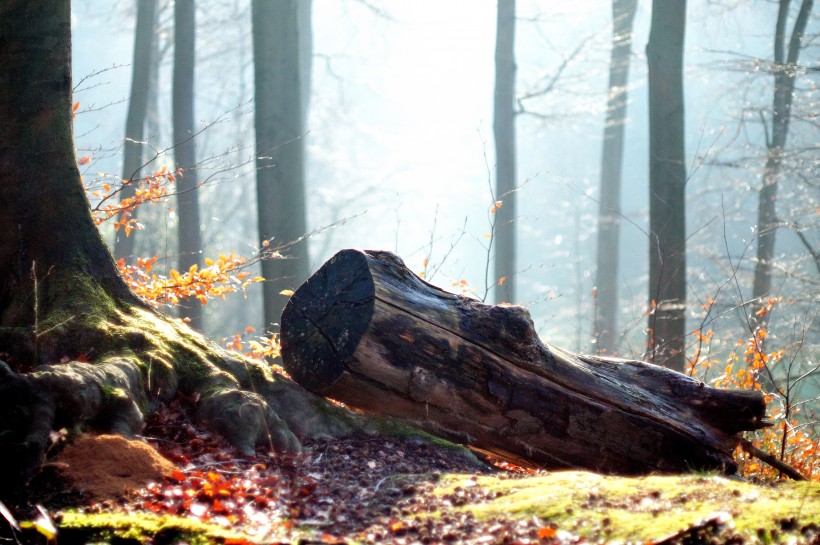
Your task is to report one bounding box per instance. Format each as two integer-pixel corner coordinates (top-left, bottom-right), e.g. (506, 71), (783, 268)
(0, 293), (361, 493)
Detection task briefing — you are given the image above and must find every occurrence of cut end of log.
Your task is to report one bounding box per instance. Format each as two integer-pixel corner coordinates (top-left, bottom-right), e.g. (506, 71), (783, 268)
(281, 249), (375, 393)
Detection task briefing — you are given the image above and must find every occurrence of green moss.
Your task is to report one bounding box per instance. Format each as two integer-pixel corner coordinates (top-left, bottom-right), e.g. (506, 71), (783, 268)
(58, 510), (256, 544)
(101, 385), (126, 401)
(433, 471), (820, 542)
(366, 418), (483, 467)
(370, 417), (450, 445)
(40, 271), (118, 332)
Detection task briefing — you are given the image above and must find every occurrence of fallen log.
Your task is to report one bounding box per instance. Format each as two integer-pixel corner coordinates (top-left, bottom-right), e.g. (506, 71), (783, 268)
(281, 249), (769, 474)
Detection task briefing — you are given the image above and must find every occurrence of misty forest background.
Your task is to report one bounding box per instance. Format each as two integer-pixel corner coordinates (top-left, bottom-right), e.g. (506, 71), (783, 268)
(70, 1), (817, 399)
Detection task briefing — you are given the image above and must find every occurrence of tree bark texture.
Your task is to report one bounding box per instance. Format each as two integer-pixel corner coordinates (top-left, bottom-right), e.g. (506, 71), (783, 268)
(646, 0), (687, 371)
(0, 0), (133, 318)
(114, 0), (158, 262)
(493, 0), (517, 305)
(281, 250), (768, 475)
(752, 0), (813, 329)
(173, 0), (204, 331)
(252, 0), (311, 328)
(593, 0), (638, 354)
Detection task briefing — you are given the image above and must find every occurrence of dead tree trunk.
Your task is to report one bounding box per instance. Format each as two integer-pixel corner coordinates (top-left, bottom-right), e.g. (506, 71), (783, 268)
(281, 249), (768, 475)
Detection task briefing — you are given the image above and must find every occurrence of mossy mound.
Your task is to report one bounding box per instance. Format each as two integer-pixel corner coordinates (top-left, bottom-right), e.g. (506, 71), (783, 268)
(57, 511), (258, 545)
(436, 471), (819, 543)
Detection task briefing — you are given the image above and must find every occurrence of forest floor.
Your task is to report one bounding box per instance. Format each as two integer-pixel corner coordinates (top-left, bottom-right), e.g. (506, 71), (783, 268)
(2, 401), (819, 545)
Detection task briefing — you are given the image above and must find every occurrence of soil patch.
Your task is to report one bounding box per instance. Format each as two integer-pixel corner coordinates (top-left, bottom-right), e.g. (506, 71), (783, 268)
(54, 434), (177, 501)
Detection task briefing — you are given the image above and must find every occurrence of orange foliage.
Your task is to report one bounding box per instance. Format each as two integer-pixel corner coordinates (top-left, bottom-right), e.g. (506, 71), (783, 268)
(735, 417), (819, 481)
(687, 296), (819, 481)
(89, 166), (179, 237)
(117, 253), (263, 307)
(221, 327), (282, 363)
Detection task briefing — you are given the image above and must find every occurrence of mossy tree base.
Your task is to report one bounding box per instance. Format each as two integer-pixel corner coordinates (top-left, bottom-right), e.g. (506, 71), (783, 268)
(0, 267), (360, 492)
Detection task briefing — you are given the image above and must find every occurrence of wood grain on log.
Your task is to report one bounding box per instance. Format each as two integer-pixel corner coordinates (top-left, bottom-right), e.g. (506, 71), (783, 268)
(281, 249), (768, 474)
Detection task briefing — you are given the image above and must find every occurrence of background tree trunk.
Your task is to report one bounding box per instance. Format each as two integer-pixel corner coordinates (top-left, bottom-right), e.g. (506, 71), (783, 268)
(299, 0), (313, 124)
(646, 0), (687, 371)
(173, 0), (204, 330)
(252, 0), (311, 329)
(593, 0), (638, 354)
(493, 0), (517, 305)
(114, 0), (158, 263)
(281, 250), (768, 475)
(752, 0), (813, 331)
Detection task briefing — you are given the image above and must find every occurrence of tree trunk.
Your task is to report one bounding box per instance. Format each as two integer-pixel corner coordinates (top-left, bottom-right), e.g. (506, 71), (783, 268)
(752, 0), (813, 330)
(281, 250), (768, 475)
(493, 0), (517, 304)
(646, 0), (687, 371)
(114, 0), (158, 262)
(299, 0), (313, 123)
(0, 0), (355, 490)
(173, 0), (204, 330)
(593, 0), (638, 354)
(252, 0), (311, 329)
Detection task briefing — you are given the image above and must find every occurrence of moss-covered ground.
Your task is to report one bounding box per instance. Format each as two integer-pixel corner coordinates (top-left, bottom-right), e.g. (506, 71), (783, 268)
(435, 470), (819, 543)
(56, 511), (256, 545)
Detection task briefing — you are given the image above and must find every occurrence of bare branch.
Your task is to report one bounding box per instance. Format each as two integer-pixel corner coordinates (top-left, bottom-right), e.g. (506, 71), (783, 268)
(739, 437), (806, 481)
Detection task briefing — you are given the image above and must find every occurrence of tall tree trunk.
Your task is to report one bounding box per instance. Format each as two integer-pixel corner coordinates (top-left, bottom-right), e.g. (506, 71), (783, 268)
(752, 0), (813, 330)
(252, 0), (311, 329)
(593, 0), (638, 354)
(646, 0), (687, 371)
(114, 0), (158, 262)
(0, 0), (131, 312)
(299, 0), (313, 124)
(493, 0), (517, 305)
(173, 0), (203, 330)
(0, 0), (355, 486)
(146, 2), (164, 167)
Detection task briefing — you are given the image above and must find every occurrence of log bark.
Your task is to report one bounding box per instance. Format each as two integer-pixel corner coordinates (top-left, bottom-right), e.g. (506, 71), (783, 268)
(281, 249), (769, 475)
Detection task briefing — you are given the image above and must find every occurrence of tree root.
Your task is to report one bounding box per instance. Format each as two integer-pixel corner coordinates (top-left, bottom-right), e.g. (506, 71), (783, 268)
(0, 300), (364, 494)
